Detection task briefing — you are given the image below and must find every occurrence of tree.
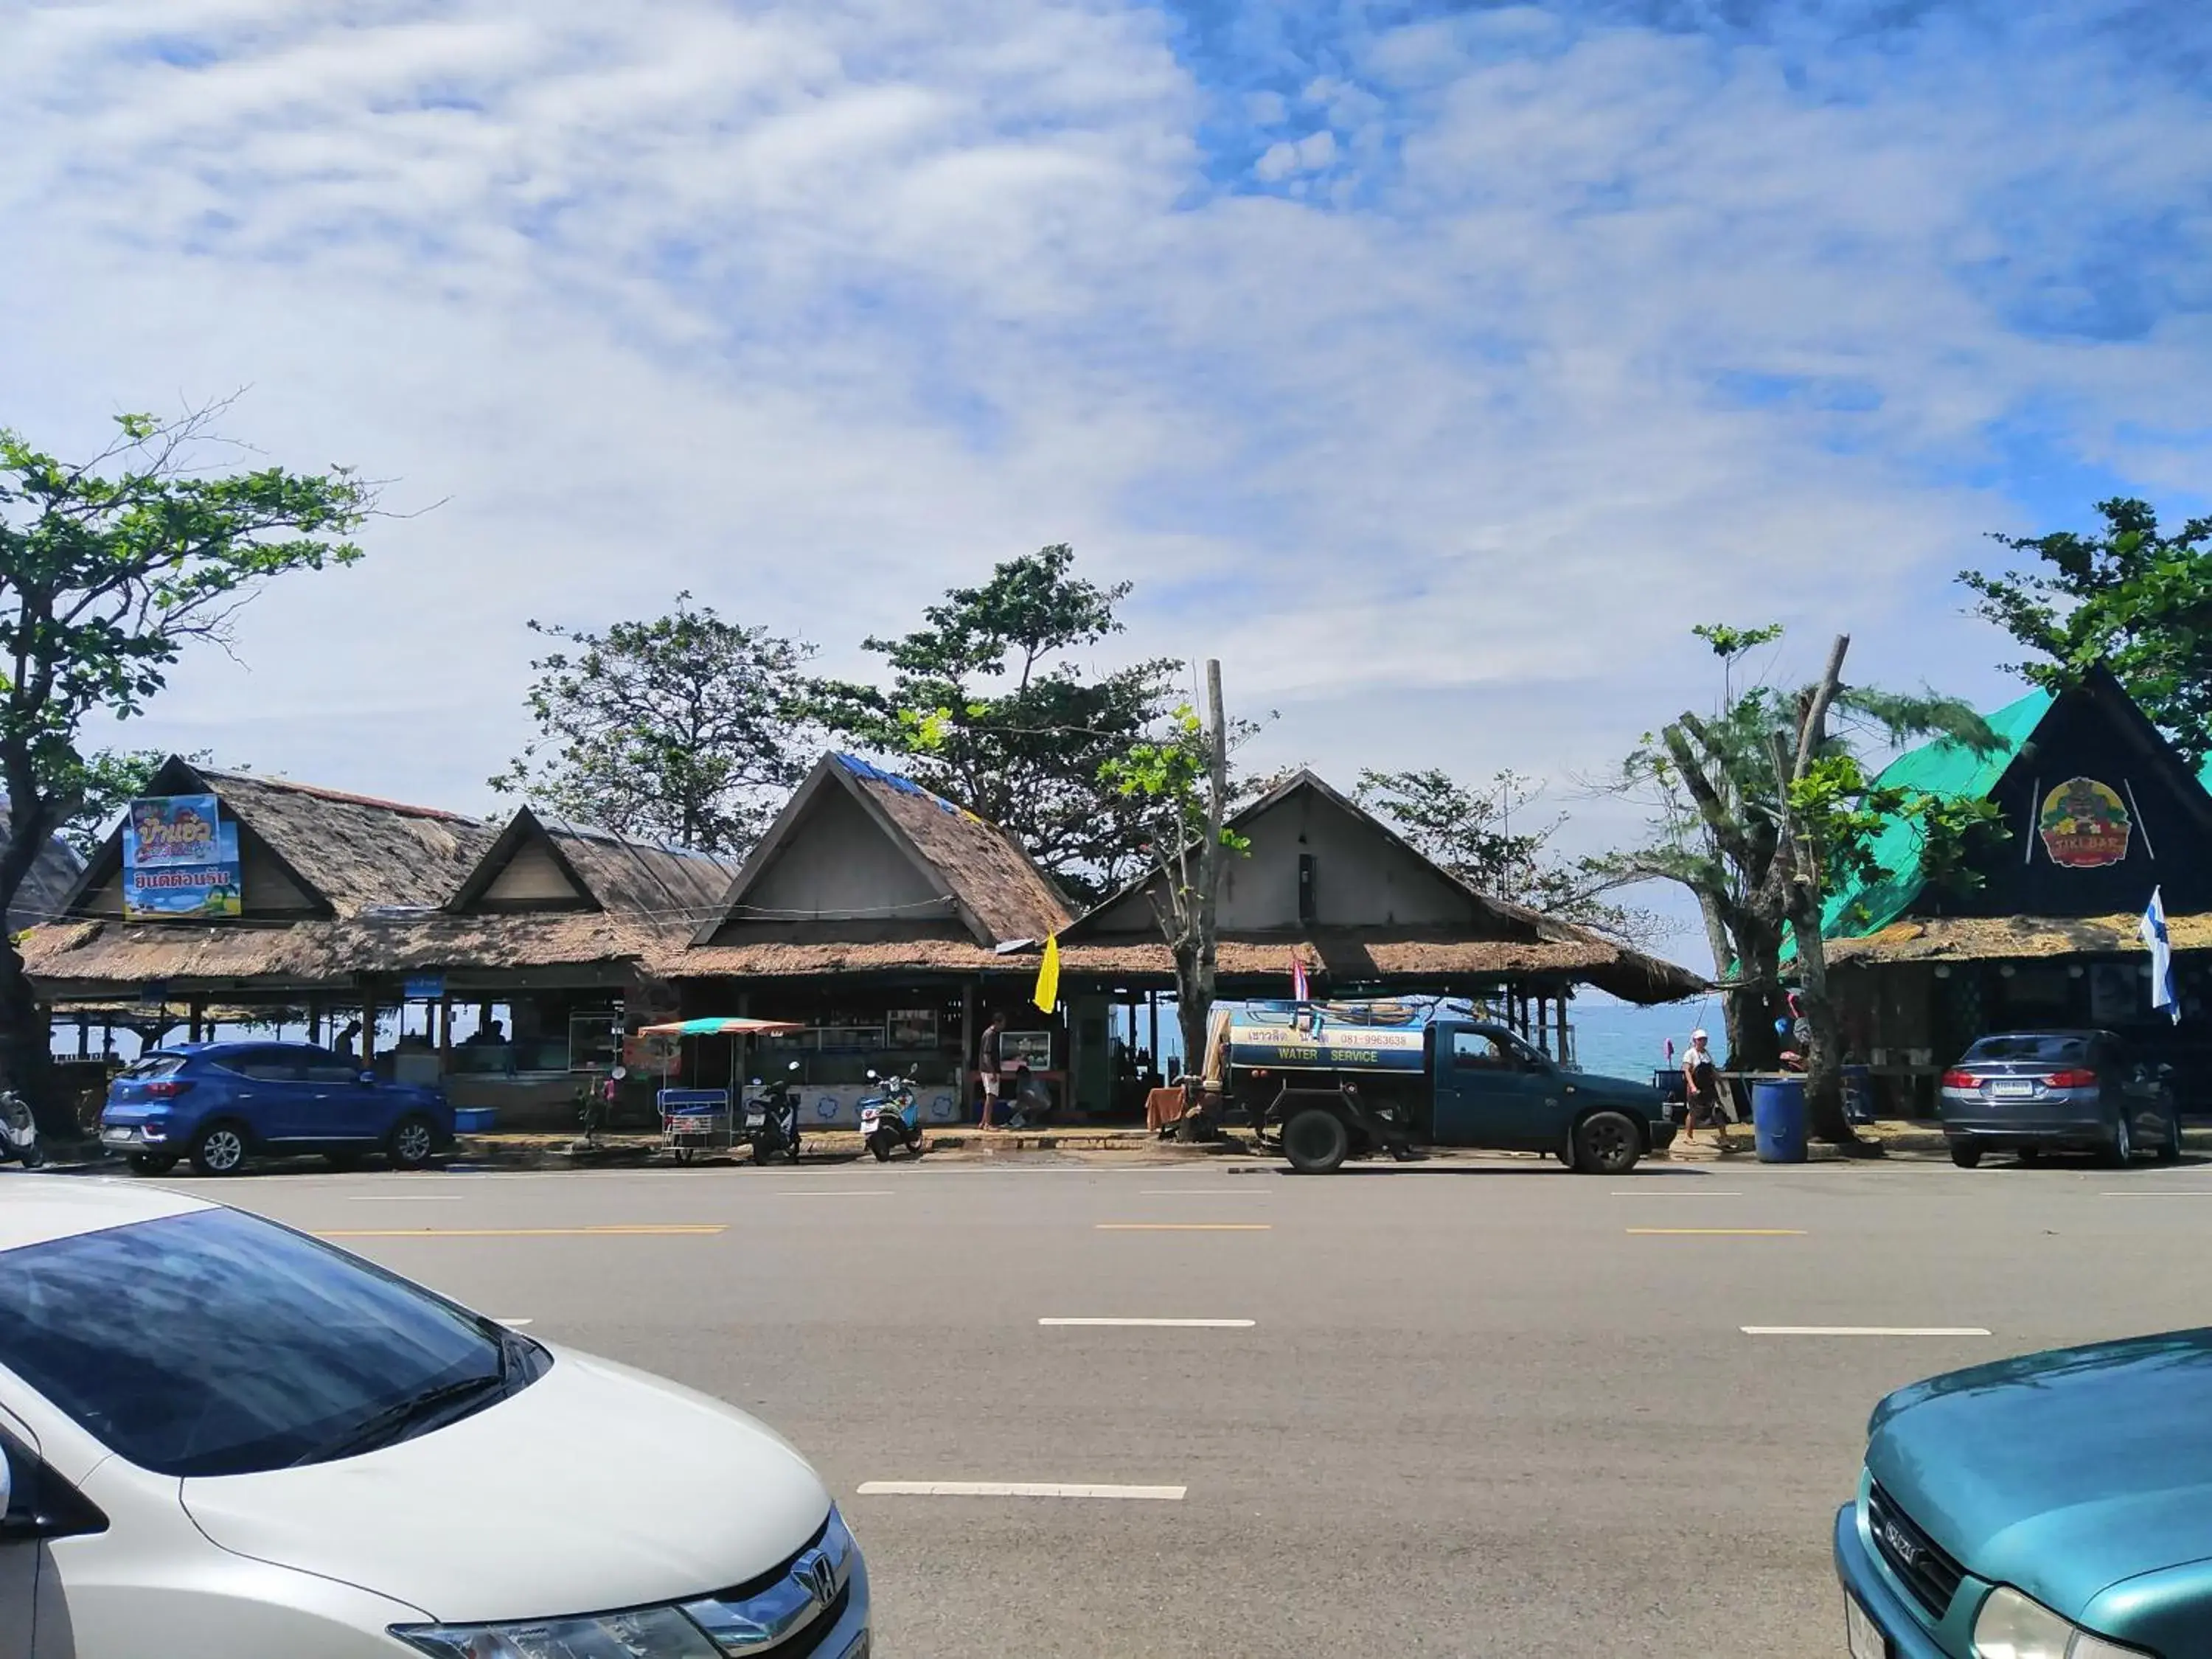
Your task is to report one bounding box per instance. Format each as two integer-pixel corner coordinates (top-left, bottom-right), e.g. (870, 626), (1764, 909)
(0, 407), (369, 1129)
(816, 545), (1178, 903)
(1588, 625), (2002, 1144)
(1354, 768), (1660, 945)
(1962, 498), (2212, 762)
(62, 746), (220, 858)
(492, 594), (818, 856)
(1100, 662), (1239, 1134)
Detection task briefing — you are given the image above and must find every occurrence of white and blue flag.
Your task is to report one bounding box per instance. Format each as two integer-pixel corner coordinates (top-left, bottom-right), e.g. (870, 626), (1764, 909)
(2141, 886), (2180, 1024)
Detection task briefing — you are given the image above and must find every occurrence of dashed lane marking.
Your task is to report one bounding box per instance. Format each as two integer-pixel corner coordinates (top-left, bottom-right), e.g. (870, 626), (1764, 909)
(1038, 1318), (1256, 1328)
(1094, 1223), (1272, 1231)
(1742, 1326), (1990, 1337)
(1627, 1228), (1806, 1237)
(319, 1225), (728, 1238)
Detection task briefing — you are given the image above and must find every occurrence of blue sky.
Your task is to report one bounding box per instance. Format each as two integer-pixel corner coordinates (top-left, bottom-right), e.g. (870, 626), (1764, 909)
(3, 0), (2208, 962)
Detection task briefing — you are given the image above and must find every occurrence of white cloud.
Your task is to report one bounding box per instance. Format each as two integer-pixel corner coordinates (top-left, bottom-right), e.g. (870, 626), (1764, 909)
(3, 0), (2209, 968)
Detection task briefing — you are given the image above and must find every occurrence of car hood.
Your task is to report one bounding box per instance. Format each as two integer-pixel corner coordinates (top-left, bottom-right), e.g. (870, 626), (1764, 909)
(1572, 1072), (1663, 1109)
(181, 1345), (831, 1624)
(1867, 1329), (2212, 1620)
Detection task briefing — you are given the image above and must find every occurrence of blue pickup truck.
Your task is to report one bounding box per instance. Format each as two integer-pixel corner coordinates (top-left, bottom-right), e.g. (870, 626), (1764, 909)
(1220, 1004), (1676, 1174)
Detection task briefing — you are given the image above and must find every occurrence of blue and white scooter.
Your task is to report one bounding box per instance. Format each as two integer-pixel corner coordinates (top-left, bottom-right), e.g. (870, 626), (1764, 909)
(858, 1071), (925, 1162)
(0, 1089), (43, 1169)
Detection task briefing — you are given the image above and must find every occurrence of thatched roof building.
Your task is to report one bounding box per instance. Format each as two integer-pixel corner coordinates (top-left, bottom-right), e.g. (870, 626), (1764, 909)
(1060, 770), (1703, 1006)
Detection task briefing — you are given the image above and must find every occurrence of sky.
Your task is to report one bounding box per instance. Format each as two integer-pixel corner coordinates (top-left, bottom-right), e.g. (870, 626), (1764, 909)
(4, 0), (2209, 966)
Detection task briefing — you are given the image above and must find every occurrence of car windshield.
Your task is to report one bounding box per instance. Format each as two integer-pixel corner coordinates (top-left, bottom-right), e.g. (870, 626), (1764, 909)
(118, 1055), (187, 1079)
(0, 1207), (537, 1477)
(1961, 1034), (2093, 1065)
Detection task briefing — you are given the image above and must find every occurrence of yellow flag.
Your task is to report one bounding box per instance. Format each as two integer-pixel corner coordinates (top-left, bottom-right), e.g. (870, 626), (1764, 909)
(1032, 933), (1061, 1013)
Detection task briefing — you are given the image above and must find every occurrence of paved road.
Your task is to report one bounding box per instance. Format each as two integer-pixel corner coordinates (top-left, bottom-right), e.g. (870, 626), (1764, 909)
(158, 1152), (2212, 1657)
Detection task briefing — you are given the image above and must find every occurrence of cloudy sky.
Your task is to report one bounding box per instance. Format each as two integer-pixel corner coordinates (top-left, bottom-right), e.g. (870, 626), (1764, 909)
(5, 0), (2208, 957)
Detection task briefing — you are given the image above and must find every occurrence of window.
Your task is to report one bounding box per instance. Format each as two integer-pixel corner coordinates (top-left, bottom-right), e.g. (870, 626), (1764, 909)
(118, 1054), (186, 1080)
(298, 1049), (365, 1085)
(220, 1047), (304, 1082)
(0, 1208), (543, 1478)
(1961, 1034), (2091, 1065)
(1453, 1032), (1509, 1069)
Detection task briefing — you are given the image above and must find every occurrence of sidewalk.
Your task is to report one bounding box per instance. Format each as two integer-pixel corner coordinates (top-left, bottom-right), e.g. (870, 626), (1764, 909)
(456, 1124), (1217, 1169)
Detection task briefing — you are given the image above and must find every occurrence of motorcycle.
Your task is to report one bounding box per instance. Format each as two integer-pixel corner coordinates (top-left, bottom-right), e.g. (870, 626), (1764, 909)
(858, 1070), (925, 1162)
(743, 1061), (805, 1166)
(0, 1089), (44, 1169)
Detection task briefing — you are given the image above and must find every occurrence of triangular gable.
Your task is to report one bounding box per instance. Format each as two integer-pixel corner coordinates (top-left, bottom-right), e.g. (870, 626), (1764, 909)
(692, 754), (978, 945)
(1067, 769), (1545, 942)
(1822, 667), (2212, 938)
(63, 756), (335, 922)
(448, 809), (599, 914)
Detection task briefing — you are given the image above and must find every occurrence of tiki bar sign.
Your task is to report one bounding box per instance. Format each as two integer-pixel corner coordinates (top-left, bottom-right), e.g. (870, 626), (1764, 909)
(123, 794), (243, 919)
(2037, 777), (2133, 869)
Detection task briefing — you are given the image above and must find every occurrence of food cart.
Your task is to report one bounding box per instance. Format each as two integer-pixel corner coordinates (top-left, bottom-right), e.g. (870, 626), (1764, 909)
(637, 1017), (806, 1165)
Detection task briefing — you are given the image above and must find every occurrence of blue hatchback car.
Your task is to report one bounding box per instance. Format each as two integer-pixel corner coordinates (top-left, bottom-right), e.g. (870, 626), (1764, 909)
(1837, 1330), (2212, 1658)
(99, 1041), (453, 1175)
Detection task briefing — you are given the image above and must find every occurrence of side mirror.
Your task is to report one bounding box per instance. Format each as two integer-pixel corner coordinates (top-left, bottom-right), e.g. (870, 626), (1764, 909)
(0, 1435), (108, 1544)
(0, 1445), (12, 1518)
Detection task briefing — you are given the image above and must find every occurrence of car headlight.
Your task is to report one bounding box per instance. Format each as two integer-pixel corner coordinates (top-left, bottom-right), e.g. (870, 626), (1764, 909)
(1974, 1586), (2153, 1659)
(392, 1606), (723, 1658)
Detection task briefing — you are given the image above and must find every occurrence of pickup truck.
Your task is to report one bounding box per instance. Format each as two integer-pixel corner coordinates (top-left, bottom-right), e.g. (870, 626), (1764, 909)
(1222, 1007), (1676, 1175)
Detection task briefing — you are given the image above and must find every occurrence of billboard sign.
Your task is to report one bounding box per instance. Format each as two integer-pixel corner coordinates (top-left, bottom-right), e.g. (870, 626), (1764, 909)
(2038, 777), (2133, 869)
(124, 795), (242, 919)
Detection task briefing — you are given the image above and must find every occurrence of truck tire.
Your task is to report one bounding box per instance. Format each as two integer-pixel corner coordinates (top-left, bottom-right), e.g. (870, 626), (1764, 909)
(1283, 1107), (1350, 1175)
(1571, 1110), (1641, 1175)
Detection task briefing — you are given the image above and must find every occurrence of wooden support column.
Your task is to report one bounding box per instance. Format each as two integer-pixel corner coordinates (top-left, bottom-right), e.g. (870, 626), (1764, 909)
(437, 996), (452, 1073)
(188, 999), (204, 1043)
(1148, 990), (1160, 1079)
(959, 978), (978, 1100)
(361, 992), (378, 1071)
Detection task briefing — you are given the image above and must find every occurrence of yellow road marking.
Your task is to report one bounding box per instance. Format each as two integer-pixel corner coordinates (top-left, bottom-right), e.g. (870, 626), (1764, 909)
(1627, 1228), (1806, 1237)
(1095, 1223), (1273, 1231)
(319, 1225), (728, 1239)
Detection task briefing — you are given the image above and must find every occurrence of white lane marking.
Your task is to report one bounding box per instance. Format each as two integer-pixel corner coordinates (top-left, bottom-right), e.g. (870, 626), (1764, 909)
(2101, 1191), (2212, 1197)
(774, 1190), (894, 1197)
(856, 1481), (1185, 1500)
(1610, 1191), (1742, 1197)
(1038, 1318), (1255, 1328)
(1734, 1336), (2000, 1345)
(494, 1318), (533, 1327)
(347, 1194), (466, 1201)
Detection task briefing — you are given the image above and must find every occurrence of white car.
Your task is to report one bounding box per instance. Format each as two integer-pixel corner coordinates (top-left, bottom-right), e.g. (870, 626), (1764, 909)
(0, 1178), (869, 1659)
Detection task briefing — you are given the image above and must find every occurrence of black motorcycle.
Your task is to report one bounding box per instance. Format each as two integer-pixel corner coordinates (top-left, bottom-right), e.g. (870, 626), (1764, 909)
(744, 1061), (804, 1166)
(0, 1089), (43, 1169)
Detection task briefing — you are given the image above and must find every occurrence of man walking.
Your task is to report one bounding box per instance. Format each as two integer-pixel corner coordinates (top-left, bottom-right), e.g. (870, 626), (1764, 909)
(1682, 1029), (1736, 1154)
(978, 1012), (1005, 1130)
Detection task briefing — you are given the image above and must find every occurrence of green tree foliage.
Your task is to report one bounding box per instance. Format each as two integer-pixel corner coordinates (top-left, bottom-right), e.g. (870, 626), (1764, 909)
(0, 406), (369, 1120)
(1353, 768), (1659, 945)
(1589, 626), (2002, 1141)
(816, 544), (1178, 902)
(1962, 498), (2212, 762)
(492, 593), (818, 856)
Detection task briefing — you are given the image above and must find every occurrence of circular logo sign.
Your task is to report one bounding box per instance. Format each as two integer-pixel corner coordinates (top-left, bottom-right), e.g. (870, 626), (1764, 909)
(2038, 777), (2132, 869)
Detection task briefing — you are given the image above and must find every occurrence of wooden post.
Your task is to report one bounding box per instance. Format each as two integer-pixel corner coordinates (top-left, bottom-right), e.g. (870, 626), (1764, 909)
(960, 978), (977, 1105)
(437, 996), (452, 1074)
(188, 1000), (204, 1043)
(361, 992), (378, 1071)
(1147, 990), (1160, 1079)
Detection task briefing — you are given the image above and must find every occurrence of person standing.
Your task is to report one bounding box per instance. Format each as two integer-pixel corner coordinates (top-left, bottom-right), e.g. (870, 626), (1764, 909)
(1682, 1029), (1736, 1154)
(977, 1012), (1005, 1130)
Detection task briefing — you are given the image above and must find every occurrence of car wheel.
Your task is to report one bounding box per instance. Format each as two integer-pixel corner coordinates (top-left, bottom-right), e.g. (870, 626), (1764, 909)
(2160, 1113), (2184, 1164)
(128, 1152), (178, 1175)
(1283, 1107), (1351, 1174)
(190, 1121), (249, 1176)
(1950, 1142), (1983, 1169)
(386, 1114), (438, 1171)
(2104, 1116), (2135, 1168)
(1572, 1110), (1642, 1176)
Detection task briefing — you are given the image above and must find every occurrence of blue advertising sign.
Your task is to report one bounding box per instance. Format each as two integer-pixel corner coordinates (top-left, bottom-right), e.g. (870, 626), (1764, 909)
(123, 795), (242, 920)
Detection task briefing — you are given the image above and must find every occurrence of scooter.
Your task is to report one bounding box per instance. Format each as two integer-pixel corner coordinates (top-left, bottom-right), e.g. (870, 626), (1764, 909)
(0, 1089), (44, 1169)
(858, 1070), (925, 1162)
(743, 1060), (804, 1166)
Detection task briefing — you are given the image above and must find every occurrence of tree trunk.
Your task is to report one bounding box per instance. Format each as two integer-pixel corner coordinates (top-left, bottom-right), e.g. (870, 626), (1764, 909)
(0, 941), (60, 1138)
(1788, 887), (1858, 1147)
(1723, 921), (1785, 1071)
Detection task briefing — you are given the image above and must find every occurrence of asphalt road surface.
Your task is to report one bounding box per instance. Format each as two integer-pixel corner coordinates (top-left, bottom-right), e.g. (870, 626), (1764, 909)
(138, 1150), (2212, 1657)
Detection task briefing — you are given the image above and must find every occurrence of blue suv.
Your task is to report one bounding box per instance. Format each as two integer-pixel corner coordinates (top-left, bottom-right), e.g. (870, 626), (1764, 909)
(99, 1041), (454, 1175)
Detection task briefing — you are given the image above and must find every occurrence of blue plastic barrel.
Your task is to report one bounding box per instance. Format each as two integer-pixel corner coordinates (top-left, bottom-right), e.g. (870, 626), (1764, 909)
(1752, 1077), (1809, 1163)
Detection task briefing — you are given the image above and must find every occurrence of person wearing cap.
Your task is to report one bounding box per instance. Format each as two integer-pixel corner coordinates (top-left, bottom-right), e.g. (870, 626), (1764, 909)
(1682, 1029), (1736, 1153)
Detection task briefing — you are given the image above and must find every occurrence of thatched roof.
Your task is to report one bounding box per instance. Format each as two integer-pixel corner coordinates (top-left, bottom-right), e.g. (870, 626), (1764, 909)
(1830, 911), (2212, 967)
(1057, 930), (1706, 1004)
(450, 807), (734, 927)
(692, 754), (1072, 952)
(194, 766), (491, 914)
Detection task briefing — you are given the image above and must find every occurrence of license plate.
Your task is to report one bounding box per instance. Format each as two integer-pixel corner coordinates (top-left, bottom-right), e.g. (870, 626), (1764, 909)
(1846, 1593), (1891, 1659)
(1993, 1079), (2034, 1099)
